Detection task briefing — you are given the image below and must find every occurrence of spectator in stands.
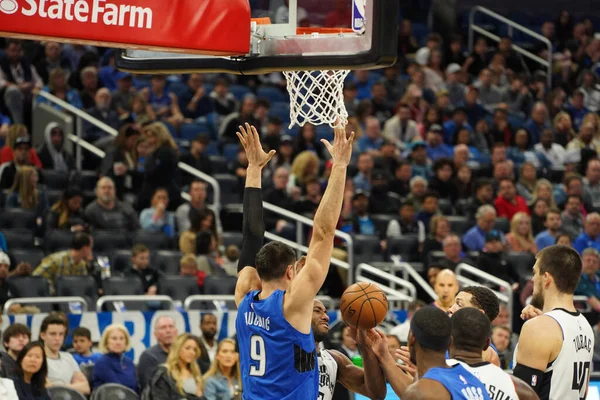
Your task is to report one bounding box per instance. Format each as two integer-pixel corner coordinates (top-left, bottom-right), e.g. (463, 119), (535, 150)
(432, 269), (458, 312)
(337, 325), (359, 360)
(180, 74), (213, 121)
(179, 208), (215, 255)
(148, 333), (205, 399)
(203, 338), (241, 400)
(353, 153), (374, 191)
(138, 122), (182, 211)
(199, 314), (218, 362)
(71, 327), (102, 367)
(464, 37), (489, 77)
(428, 158), (457, 202)
(195, 231), (225, 277)
(463, 205), (499, 251)
(127, 93), (156, 125)
(0, 40), (44, 124)
(491, 325), (513, 370)
(137, 316), (178, 389)
(389, 161), (412, 197)
(567, 122), (600, 153)
(426, 124), (453, 161)
(566, 90), (589, 131)
(85, 88), (120, 144)
(6, 166), (49, 222)
(264, 166), (298, 234)
(465, 178), (494, 220)
(176, 180), (219, 234)
(33, 232), (93, 294)
(125, 244), (160, 296)
(179, 135), (213, 186)
(39, 315), (90, 395)
(179, 255), (205, 291)
(370, 82), (394, 124)
(455, 164), (473, 200)
(573, 212), (600, 254)
(501, 74), (532, 115)
(92, 324), (138, 393)
(144, 75), (184, 129)
(406, 176), (427, 211)
(209, 78), (237, 118)
(35, 42), (71, 85)
(289, 151), (319, 192)
(220, 95), (258, 145)
(510, 130), (540, 169)
(37, 123), (74, 172)
(78, 66), (98, 109)
(506, 211), (538, 254)
(494, 178), (530, 221)
(38, 68), (82, 110)
(531, 178), (558, 209)
(383, 103), (419, 147)
(295, 178), (322, 215)
(524, 102), (549, 145)
(0, 124), (42, 167)
(293, 124), (323, 159)
(476, 230), (518, 288)
(346, 190), (377, 236)
(230, 146), (249, 193)
(111, 72), (134, 117)
(9, 341), (49, 400)
(445, 64), (466, 106)
(575, 248), (600, 312)
(421, 215), (450, 261)
(553, 111), (576, 147)
(84, 177), (139, 231)
(101, 124), (142, 199)
(386, 198), (425, 245)
(438, 233), (472, 271)
(0, 252), (16, 310)
(46, 187), (84, 231)
(475, 68), (501, 108)
(0, 324), (30, 378)
(531, 198), (549, 234)
(584, 158), (600, 209)
(535, 208), (564, 251)
(140, 188), (176, 238)
(514, 162), (537, 203)
(356, 116), (383, 155)
(408, 140), (431, 178)
(562, 194), (585, 239)
(416, 191), (442, 233)
(390, 300), (425, 345)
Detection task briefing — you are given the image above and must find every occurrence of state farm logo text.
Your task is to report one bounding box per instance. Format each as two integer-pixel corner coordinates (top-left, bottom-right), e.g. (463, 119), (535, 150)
(1, 0), (153, 29)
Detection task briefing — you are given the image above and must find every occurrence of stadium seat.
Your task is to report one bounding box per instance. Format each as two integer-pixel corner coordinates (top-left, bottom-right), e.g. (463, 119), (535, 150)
(493, 218), (510, 234)
(204, 275), (237, 295)
(353, 234), (384, 264)
(221, 232), (244, 249)
(208, 155), (228, 173)
(7, 276), (51, 311)
(446, 216), (471, 235)
(215, 174), (240, 205)
(132, 231), (172, 250)
(438, 199), (454, 215)
(257, 86), (287, 103)
(155, 250), (183, 275)
(91, 383), (139, 400)
(168, 81), (188, 98)
(229, 84), (251, 101)
(47, 386), (87, 400)
(43, 170), (69, 190)
(109, 249), (132, 275)
(180, 122), (211, 141)
(223, 144), (240, 163)
(80, 364), (93, 388)
(102, 276), (144, 296)
(3, 229), (35, 249)
(0, 209), (37, 230)
(205, 141), (220, 156)
(386, 193), (403, 212)
(387, 235), (420, 262)
(44, 230), (74, 253)
(47, 190), (63, 206)
(427, 251), (446, 267)
(370, 214), (392, 235)
(158, 275), (200, 302)
(55, 276), (99, 313)
(9, 247), (44, 267)
(315, 125), (334, 142)
(507, 252), (535, 282)
(94, 230), (130, 253)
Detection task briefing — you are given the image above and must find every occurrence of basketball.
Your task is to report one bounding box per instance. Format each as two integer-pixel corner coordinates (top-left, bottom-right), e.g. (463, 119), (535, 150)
(340, 282), (388, 330)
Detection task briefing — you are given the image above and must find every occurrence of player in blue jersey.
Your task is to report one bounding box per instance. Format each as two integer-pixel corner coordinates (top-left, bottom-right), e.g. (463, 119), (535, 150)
(233, 123), (355, 400)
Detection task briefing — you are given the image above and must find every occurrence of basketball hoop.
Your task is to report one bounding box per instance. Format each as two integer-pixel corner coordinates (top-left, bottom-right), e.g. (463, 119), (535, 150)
(283, 69), (350, 129)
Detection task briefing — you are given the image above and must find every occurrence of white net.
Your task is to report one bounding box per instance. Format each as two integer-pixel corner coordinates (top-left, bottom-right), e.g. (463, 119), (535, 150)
(283, 69), (351, 129)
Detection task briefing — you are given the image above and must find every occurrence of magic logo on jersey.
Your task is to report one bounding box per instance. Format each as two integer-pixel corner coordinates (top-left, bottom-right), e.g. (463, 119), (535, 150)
(319, 363), (335, 395)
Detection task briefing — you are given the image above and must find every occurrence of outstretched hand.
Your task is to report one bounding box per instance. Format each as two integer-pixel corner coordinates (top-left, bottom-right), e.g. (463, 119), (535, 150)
(236, 123), (275, 168)
(321, 123), (354, 167)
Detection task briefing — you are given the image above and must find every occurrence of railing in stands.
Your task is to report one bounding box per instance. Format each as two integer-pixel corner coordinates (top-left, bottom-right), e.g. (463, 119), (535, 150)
(34, 91), (221, 210)
(96, 295), (175, 312)
(356, 263), (416, 303)
(391, 255), (438, 301)
(456, 262), (513, 332)
(468, 6), (553, 88)
(263, 202), (355, 286)
(3, 296), (88, 314)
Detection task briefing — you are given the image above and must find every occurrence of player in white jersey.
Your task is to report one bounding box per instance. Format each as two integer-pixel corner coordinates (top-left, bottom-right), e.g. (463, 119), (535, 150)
(513, 245), (594, 400)
(311, 299), (387, 400)
(448, 308), (539, 400)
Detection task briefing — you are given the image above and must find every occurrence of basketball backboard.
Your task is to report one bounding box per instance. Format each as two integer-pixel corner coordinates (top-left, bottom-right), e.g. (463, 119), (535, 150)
(115, 0), (399, 74)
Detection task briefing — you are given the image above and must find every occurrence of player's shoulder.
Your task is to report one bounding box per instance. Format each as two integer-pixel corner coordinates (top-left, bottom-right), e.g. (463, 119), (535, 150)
(521, 314), (562, 338)
(325, 349), (351, 366)
(405, 379), (451, 400)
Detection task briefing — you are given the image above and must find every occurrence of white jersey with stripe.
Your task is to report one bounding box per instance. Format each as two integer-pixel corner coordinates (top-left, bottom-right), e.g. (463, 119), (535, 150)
(513, 308), (594, 400)
(447, 359), (518, 400)
(318, 349), (338, 400)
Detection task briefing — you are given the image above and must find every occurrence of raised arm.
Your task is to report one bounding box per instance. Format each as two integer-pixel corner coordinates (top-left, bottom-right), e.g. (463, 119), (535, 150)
(285, 124), (354, 333)
(234, 123), (276, 307)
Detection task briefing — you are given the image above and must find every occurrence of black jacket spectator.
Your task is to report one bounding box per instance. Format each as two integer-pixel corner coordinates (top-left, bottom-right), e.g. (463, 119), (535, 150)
(148, 366), (205, 400)
(125, 267), (161, 293)
(37, 123), (75, 172)
(179, 135), (212, 187)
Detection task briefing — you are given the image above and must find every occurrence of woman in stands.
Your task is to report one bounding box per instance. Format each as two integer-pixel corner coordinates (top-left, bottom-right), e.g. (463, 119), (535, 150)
(556, 233), (572, 247)
(0, 124), (42, 167)
(10, 341), (50, 400)
(505, 211), (538, 254)
(515, 162), (538, 202)
(137, 122), (181, 211)
(102, 124), (142, 199)
(140, 188), (176, 238)
(179, 208), (217, 254)
(38, 68), (83, 110)
(553, 110), (576, 147)
(92, 324), (138, 393)
(6, 166), (49, 221)
(46, 186), (85, 231)
(529, 198), (550, 235)
(203, 338), (242, 400)
(288, 151), (320, 193)
(530, 178), (558, 209)
(421, 215), (450, 263)
(293, 124), (324, 160)
(149, 333), (205, 400)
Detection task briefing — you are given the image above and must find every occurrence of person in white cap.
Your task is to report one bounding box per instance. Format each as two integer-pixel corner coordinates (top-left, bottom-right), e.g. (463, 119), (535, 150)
(446, 63), (466, 105)
(0, 252), (17, 311)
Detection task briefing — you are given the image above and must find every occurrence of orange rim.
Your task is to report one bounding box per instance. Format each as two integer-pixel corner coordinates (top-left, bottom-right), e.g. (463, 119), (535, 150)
(296, 27), (355, 34)
(251, 17), (272, 25)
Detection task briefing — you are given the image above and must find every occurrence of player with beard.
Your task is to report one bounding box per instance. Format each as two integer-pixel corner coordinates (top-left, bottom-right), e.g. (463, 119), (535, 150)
(370, 306), (490, 399)
(311, 299), (386, 400)
(513, 245), (594, 400)
(448, 308), (538, 400)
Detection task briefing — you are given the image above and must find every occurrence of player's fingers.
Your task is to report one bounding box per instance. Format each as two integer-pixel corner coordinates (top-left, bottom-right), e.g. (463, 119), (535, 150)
(236, 132), (246, 147)
(238, 125), (247, 137)
(320, 139), (333, 152)
(348, 131), (355, 144)
(266, 149), (276, 161)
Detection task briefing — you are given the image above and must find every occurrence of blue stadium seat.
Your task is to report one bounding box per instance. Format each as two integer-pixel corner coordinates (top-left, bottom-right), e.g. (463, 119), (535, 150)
(55, 276), (99, 313)
(316, 125), (334, 142)
(180, 122), (211, 141)
(110, 249), (133, 275)
(411, 23), (431, 44)
(0, 209), (37, 230)
(229, 84), (251, 101)
(209, 156), (228, 173)
(155, 250), (182, 275)
(221, 231), (244, 248)
(257, 86), (287, 103)
(215, 174), (241, 205)
(353, 234), (384, 264)
(158, 275), (200, 302)
(387, 235), (420, 262)
(91, 383), (139, 400)
(165, 122), (178, 137)
(205, 141), (220, 156)
(223, 144), (240, 162)
(132, 230), (172, 250)
(168, 81), (188, 98)
(94, 230), (130, 252)
(204, 275), (237, 295)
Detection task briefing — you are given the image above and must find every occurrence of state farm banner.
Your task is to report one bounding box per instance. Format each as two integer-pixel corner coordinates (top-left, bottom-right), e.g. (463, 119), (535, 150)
(0, 0), (251, 55)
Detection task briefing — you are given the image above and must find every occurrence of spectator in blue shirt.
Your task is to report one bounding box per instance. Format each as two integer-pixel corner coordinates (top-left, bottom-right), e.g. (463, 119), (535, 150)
(353, 153), (374, 191)
(462, 86), (488, 128)
(71, 328), (102, 368)
(140, 188), (176, 238)
(574, 248), (600, 312)
(346, 191), (377, 236)
(178, 73), (213, 121)
(462, 204), (500, 251)
(37, 68), (83, 111)
(535, 208), (564, 251)
(566, 90), (590, 131)
(425, 124), (453, 161)
(408, 141), (431, 178)
(416, 191), (442, 234)
(357, 117), (384, 154)
(573, 213), (600, 255)
(443, 107), (472, 144)
(92, 324), (138, 393)
(523, 102), (550, 146)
